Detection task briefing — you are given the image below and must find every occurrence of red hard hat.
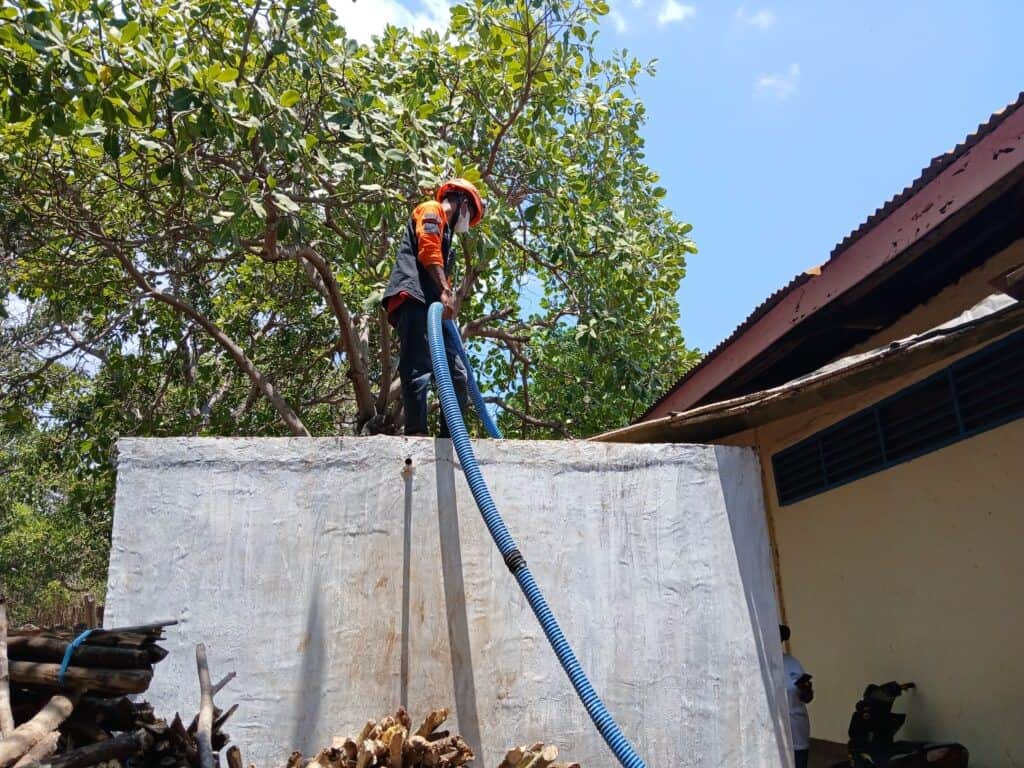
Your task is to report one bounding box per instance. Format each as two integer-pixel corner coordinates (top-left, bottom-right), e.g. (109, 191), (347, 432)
(436, 178), (484, 227)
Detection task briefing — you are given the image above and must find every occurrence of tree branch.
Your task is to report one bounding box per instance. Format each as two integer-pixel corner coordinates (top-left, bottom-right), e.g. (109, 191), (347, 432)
(103, 240), (311, 437)
(460, 307), (516, 338)
(286, 245), (376, 430)
(484, 396), (571, 438)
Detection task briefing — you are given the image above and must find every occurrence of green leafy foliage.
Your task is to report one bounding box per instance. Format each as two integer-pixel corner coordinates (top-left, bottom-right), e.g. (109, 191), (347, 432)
(0, 0), (700, 609)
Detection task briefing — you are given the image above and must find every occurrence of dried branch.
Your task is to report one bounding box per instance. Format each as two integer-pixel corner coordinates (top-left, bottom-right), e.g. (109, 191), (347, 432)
(0, 592), (14, 737)
(211, 671), (236, 697)
(194, 644), (215, 768)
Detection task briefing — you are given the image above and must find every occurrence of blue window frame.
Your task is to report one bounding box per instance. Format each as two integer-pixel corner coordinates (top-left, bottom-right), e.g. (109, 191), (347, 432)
(772, 326), (1024, 506)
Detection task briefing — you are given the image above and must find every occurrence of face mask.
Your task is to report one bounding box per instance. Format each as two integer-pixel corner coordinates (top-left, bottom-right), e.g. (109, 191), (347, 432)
(453, 205), (470, 234)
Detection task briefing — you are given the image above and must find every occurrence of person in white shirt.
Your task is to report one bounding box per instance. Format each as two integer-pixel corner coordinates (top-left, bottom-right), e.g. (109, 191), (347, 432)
(781, 624), (813, 768)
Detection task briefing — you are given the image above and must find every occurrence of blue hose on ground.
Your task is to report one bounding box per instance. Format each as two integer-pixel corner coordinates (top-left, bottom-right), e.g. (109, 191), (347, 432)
(442, 318), (503, 439)
(428, 302), (647, 768)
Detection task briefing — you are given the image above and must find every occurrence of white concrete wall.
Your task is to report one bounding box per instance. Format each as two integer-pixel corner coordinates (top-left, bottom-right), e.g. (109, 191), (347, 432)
(106, 437), (789, 768)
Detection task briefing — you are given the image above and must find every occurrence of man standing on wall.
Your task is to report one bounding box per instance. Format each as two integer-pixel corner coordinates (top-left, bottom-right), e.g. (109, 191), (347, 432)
(781, 624), (814, 768)
(382, 179), (485, 436)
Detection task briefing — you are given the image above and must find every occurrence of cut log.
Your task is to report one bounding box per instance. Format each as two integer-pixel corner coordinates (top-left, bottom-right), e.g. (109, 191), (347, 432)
(356, 720), (376, 743)
(387, 727), (405, 768)
(306, 747), (344, 768)
(426, 735), (473, 767)
(11, 730), (60, 768)
(414, 708), (449, 738)
(6, 637), (153, 670)
(535, 745), (559, 768)
(8, 661), (152, 695)
(499, 747), (525, 768)
(11, 691), (140, 729)
(58, 722), (109, 747)
(45, 728), (152, 768)
(354, 741), (373, 768)
(0, 694), (76, 768)
(340, 738), (358, 762)
(405, 735), (430, 765)
(226, 746), (243, 768)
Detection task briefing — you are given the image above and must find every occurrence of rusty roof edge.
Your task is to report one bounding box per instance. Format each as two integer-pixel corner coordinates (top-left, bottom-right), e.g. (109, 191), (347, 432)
(641, 91), (1024, 422)
(605, 294), (1023, 443)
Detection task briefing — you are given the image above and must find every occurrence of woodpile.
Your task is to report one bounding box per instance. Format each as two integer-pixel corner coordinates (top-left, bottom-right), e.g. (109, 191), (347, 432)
(282, 709), (582, 768)
(495, 743), (578, 768)
(0, 601), (583, 768)
(6, 622), (171, 696)
(288, 707), (474, 768)
(1, 616), (238, 768)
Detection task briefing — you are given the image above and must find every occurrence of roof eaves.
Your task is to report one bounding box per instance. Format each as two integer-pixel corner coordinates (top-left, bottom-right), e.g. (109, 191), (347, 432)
(642, 91), (1024, 421)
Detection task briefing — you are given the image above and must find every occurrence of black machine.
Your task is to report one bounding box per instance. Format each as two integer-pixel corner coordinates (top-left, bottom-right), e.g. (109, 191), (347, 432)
(844, 681), (968, 767)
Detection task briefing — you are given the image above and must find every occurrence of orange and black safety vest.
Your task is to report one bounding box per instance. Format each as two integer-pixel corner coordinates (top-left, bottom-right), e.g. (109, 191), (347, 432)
(382, 201), (455, 319)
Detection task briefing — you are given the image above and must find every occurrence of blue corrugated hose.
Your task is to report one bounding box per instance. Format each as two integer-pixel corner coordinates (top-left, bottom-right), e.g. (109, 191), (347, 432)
(58, 628), (95, 687)
(429, 302), (647, 768)
(442, 318), (503, 439)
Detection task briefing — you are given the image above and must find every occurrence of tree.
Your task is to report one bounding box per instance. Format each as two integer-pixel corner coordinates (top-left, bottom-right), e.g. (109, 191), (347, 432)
(2, 0), (700, 616)
(1, 0), (698, 443)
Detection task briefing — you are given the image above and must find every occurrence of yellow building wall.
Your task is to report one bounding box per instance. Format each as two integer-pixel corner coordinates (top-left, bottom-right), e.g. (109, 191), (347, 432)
(768, 419), (1024, 766)
(739, 238), (1024, 765)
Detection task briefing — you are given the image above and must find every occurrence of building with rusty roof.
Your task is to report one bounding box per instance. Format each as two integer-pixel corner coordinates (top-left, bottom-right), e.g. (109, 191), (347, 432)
(598, 93), (1024, 766)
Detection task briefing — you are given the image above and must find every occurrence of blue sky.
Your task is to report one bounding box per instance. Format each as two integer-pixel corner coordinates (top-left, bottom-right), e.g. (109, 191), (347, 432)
(339, 0), (1024, 352)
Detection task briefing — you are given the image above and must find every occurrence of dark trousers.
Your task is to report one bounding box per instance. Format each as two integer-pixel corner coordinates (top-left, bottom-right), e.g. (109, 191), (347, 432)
(395, 300), (469, 436)
(794, 749), (809, 768)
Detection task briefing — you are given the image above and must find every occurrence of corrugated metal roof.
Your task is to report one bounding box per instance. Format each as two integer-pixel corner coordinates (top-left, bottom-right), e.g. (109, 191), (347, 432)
(607, 294), (1023, 444)
(644, 91), (1024, 420)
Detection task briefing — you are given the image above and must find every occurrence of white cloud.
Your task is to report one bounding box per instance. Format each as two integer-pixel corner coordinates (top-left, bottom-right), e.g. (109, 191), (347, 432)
(609, 8), (629, 33)
(331, 0), (452, 43)
(756, 62), (799, 99)
(656, 0), (696, 26)
(735, 5), (775, 29)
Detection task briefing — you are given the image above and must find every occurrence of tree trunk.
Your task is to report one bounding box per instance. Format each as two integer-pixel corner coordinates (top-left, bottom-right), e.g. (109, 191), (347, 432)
(293, 247), (376, 427)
